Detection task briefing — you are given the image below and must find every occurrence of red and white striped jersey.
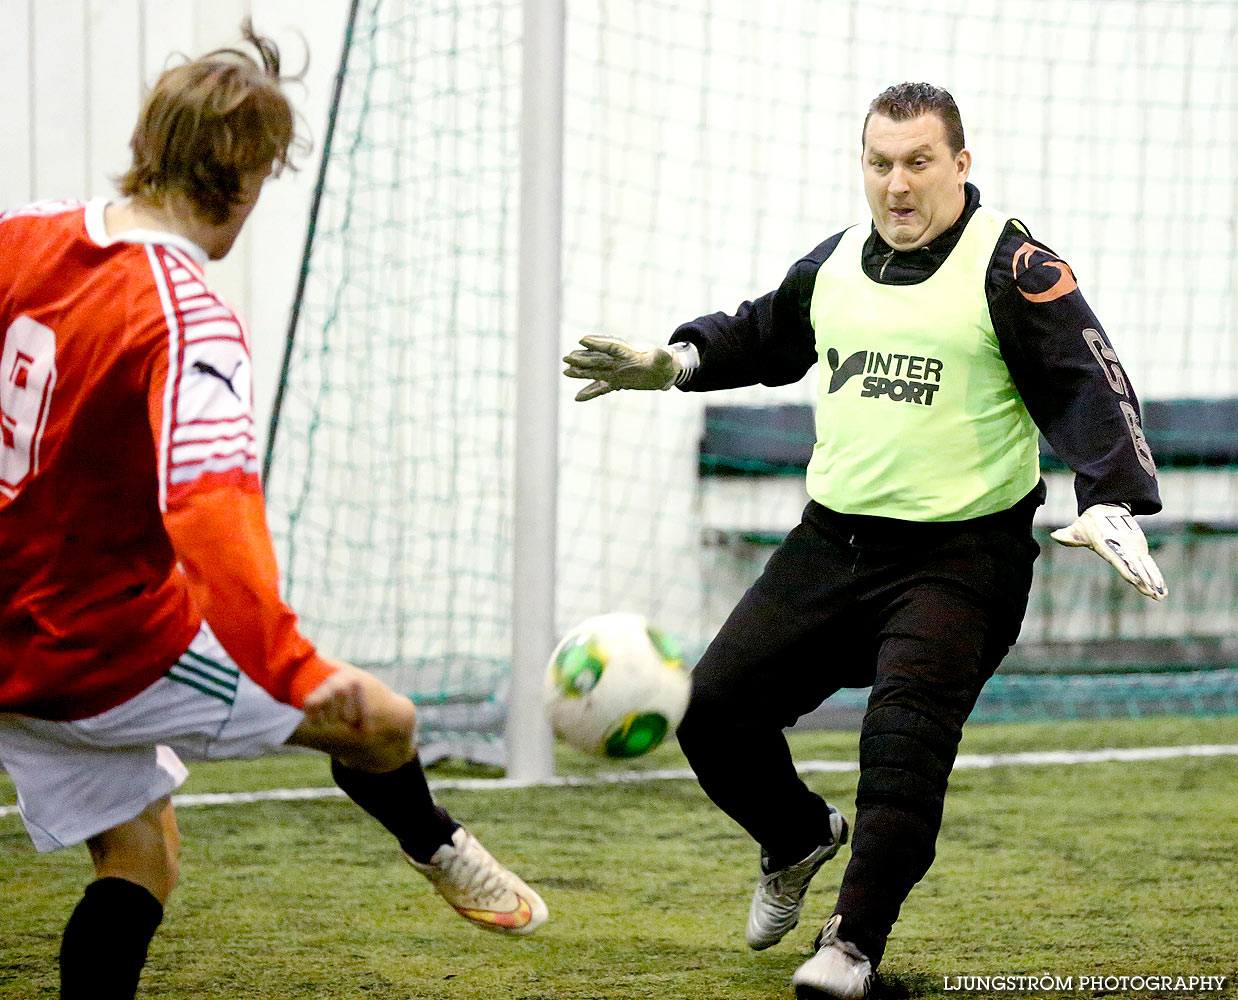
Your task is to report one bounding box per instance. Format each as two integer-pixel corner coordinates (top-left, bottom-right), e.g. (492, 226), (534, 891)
(0, 199), (334, 720)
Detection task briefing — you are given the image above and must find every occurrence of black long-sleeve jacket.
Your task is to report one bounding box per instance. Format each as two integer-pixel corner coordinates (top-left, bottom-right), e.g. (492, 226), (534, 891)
(671, 183), (1162, 516)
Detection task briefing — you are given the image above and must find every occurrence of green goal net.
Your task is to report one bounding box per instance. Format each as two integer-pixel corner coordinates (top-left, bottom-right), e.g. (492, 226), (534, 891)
(264, 0), (522, 763)
(265, 0), (1238, 760)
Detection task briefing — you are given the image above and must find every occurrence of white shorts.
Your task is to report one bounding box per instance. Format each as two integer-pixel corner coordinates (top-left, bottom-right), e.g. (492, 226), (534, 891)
(0, 621), (304, 852)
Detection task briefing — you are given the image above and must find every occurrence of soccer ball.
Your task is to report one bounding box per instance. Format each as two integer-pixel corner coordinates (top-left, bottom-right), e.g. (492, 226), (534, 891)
(544, 612), (690, 759)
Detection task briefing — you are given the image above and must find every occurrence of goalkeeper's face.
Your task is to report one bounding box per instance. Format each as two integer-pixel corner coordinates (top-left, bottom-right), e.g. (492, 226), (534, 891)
(862, 112), (971, 250)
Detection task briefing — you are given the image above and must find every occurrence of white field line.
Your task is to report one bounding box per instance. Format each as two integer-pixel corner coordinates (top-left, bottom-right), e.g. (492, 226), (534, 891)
(2, 743), (1237, 820)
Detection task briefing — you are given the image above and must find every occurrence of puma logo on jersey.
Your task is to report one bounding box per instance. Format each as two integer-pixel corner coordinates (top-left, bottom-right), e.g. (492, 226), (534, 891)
(192, 360), (243, 399)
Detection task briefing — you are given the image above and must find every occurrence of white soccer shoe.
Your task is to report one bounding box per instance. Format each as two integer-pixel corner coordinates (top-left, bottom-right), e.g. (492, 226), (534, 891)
(791, 914), (874, 999)
(407, 826), (548, 934)
(745, 805), (849, 950)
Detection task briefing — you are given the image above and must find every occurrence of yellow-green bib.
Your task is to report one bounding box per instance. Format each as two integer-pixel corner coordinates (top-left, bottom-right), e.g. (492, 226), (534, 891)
(806, 207), (1039, 521)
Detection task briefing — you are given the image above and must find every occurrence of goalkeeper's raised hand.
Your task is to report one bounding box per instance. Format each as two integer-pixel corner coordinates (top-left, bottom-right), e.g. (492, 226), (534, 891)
(1050, 504), (1167, 601)
(562, 336), (693, 401)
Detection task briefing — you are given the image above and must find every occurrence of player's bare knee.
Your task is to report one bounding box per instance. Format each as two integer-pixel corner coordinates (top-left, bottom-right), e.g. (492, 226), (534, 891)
(366, 696), (416, 768)
(328, 693), (415, 771)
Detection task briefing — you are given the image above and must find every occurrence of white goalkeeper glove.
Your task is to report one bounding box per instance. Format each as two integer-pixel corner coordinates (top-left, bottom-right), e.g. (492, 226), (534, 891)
(562, 336), (697, 401)
(1050, 504), (1167, 601)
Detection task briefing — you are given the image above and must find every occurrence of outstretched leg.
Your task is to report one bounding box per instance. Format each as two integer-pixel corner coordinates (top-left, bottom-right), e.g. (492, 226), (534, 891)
(289, 664), (459, 859)
(289, 662), (547, 933)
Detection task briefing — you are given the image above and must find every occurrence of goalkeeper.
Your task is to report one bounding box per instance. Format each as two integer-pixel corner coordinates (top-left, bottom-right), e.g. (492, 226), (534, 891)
(564, 82), (1164, 1000)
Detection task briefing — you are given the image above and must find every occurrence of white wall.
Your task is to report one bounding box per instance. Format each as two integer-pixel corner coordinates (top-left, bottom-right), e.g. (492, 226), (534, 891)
(0, 0), (350, 451)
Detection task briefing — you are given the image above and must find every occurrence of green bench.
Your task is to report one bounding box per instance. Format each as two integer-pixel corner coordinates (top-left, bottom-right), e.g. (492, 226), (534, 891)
(697, 399), (1238, 696)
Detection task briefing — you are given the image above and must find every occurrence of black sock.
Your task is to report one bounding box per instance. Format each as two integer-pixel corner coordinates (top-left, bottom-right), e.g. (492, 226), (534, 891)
(763, 797), (833, 872)
(60, 877), (163, 1000)
(331, 757), (460, 863)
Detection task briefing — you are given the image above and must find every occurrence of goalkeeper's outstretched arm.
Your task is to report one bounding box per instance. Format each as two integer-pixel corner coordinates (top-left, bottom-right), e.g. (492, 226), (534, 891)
(562, 232), (842, 402)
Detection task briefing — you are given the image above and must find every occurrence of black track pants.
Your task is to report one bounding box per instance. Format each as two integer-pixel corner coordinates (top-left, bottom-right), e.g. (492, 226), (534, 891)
(676, 494), (1039, 964)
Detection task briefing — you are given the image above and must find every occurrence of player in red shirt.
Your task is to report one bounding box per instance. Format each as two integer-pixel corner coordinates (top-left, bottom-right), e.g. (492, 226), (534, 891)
(0, 23), (546, 999)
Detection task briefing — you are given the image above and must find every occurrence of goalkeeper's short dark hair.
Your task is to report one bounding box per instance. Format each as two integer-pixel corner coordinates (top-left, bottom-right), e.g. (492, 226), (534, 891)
(117, 19), (306, 225)
(863, 82), (965, 155)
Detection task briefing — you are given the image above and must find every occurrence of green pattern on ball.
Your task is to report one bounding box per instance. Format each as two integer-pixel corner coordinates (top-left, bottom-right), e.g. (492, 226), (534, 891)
(604, 712), (669, 758)
(554, 638), (604, 697)
(646, 626), (683, 668)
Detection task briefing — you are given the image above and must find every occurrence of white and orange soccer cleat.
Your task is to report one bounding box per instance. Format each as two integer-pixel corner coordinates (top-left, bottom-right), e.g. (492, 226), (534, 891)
(407, 826), (548, 934)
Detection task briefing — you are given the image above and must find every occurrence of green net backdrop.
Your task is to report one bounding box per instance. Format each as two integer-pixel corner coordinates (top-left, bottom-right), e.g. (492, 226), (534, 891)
(265, 0), (1238, 754)
(265, 1), (521, 761)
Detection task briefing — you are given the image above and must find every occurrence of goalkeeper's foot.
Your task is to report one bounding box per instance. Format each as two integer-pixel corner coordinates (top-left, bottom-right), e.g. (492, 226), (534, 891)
(791, 915), (875, 999)
(407, 826), (548, 934)
(745, 805), (849, 950)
